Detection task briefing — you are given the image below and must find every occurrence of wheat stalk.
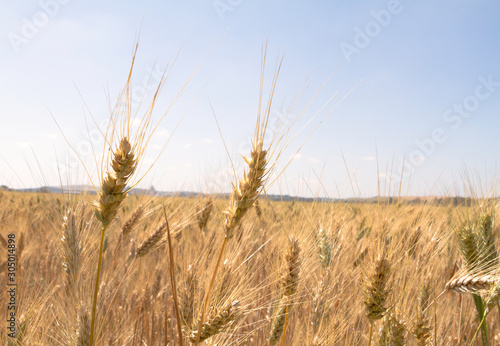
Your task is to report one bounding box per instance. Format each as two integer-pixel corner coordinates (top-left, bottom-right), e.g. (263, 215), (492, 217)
(90, 137), (138, 345)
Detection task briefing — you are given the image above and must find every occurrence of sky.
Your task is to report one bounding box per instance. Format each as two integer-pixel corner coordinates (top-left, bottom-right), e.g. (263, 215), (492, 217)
(0, 1), (499, 199)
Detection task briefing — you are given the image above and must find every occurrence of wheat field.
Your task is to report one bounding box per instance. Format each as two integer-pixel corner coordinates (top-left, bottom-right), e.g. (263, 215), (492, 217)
(1, 187), (500, 345)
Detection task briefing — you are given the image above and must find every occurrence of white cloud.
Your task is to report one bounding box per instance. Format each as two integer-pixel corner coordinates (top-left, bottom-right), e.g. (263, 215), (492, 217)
(362, 156), (375, 161)
(309, 157), (320, 163)
(154, 128), (170, 138)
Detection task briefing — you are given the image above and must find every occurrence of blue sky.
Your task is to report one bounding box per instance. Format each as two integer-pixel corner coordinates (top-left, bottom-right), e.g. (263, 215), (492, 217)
(1, 1), (499, 198)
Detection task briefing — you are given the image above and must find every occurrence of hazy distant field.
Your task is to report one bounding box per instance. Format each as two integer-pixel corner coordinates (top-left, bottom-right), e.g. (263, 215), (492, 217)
(2, 189), (499, 345)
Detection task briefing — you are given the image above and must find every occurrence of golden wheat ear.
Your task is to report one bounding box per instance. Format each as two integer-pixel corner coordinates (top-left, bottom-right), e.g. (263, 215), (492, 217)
(269, 237), (301, 345)
(223, 139), (268, 239)
(196, 198), (214, 233)
(188, 300), (241, 343)
(363, 252), (391, 322)
(121, 204), (146, 237)
(445, 274), (495, 293)
(378, 313), (407, 345)
(76, 305), (91, 346)
(413, 280), (432, 345)
(135, 221), (168, 258)
(94, 137), (138, 227)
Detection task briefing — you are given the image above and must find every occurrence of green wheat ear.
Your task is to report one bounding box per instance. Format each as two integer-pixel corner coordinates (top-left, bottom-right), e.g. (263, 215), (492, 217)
(317, 228), (332, 269)
(456, 221), (480, 271)
(477, 213), (497, 270)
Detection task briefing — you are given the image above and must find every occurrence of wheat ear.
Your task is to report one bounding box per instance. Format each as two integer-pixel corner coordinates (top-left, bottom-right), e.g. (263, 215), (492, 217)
(454, 213), (494, 346)
(378, 314), (406, 345)
(94, 138), (137, 227)
(281, 237), (301, 297)
(413, 280), (432, 346)
(223, 139), (267, 239)
(311, 270), (331, 335)
(445, 274), (494, 293)
(269, 298), (289, 345)
(188, 301), (240, 343)
(180, 264), (198, 328)
(76, 306), (91, 346)
(106, 204), (146, 277)
(364, 252), (391, 346)
(364, 253), (391, 321)
(269, 237), (301, 345)
(136, 222), (167, 258)
(196, 198), (213, 233)
(122, 204), (145, 237)
(61, 208), (83, 289)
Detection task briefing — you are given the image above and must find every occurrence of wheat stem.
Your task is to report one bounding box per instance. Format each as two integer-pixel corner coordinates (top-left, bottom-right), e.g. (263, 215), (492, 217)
(472, 294), (489, 346)
(195, 236), (227, 345)
(163, 207), (183, 346)
(281, 303), (289, 346)
(89, 226), (107, 346)
(368, 321), (373, 346)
